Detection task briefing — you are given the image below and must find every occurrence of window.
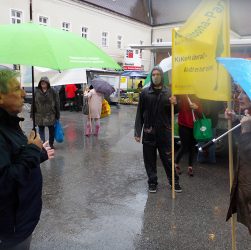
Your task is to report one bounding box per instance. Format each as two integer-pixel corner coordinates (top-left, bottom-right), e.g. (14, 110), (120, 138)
(39, 16), (48, 26)
(10, 9), (22, 24)
(81, 27), (88, 38)
(117, 35), (122, 49)
(156, 38), (163, 43)
(62, 22), (70, 31)
(101, 32), (108, 47)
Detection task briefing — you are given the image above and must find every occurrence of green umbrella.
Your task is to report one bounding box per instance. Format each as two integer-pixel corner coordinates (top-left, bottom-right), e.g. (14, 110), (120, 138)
(0, 22), (121, 70)
(144, 56), (172, 88)
(0, 22), (121, 130)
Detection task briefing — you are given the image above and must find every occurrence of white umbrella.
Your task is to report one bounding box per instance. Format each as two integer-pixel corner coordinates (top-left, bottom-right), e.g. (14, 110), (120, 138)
(144, 56), (172, 87)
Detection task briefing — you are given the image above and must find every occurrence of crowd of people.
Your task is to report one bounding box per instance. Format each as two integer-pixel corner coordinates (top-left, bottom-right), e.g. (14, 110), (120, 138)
(1, 66), (251, 249)
(134, 66), (226, 192)
(134, 66), (251, 234)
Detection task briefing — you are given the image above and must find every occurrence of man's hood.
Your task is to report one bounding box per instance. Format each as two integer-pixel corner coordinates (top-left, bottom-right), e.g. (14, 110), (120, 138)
(150, 66), (164, 87)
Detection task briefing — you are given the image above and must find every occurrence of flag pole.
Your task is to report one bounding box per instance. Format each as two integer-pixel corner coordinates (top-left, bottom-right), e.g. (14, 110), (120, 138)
(171, 102), (175, 199)
(225, 0), (236, 248)
(171, 29), (175, 199)
(228, 117), (237, 250)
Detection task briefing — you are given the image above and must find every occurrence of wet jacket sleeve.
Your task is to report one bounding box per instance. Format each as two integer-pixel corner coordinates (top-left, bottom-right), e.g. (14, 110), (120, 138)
(0, 135), (42, 186)
(134, 92), (144, 137)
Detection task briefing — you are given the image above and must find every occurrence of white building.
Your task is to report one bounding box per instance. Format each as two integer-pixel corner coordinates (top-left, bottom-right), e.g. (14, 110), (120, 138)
(0, 0), (153, 71)
(1, 0), (251, 72)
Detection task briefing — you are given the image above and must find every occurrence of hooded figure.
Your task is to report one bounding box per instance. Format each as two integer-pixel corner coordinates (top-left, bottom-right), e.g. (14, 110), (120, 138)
(134, 66), (181, 193)
(31, 76), (60, 148)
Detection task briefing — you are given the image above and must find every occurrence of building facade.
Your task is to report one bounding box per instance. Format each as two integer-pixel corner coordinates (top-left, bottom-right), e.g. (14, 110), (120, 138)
(0, 0), (152, 70)
(1, 0), (251, 72)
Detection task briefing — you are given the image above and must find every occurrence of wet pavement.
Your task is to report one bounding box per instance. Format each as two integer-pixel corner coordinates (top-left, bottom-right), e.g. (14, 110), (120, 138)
(21, 105), (251, 250)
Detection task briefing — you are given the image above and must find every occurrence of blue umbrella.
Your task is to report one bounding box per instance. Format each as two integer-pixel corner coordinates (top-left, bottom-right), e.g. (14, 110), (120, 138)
(91, 78), (115, 96)
(121, 71), (147, 89)
(121, 71), (147, 77)
(217, 57), (251, 99)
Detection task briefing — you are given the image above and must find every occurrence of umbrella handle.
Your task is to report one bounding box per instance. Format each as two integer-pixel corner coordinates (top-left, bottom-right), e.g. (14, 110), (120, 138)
(198, 123), (241, 152)
(198, 140), (215, 152)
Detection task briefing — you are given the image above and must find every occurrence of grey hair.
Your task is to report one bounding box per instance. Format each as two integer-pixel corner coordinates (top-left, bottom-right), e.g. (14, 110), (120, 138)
(0, 70), (20, 94)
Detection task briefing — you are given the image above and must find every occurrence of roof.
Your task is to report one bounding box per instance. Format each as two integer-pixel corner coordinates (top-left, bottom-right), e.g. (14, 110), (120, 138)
(79, 0), (251, 37)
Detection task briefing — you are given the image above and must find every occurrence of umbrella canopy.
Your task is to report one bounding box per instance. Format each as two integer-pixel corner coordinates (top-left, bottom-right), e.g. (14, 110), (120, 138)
(0, 22), (121, 70)
(121, 71), (148, 78)
(21, 66), (87, 87)
(217, 58), (251, 99)
(144, 56), (172, 88)
(91, 78), (115, 96)
(0, 65), (12, 70)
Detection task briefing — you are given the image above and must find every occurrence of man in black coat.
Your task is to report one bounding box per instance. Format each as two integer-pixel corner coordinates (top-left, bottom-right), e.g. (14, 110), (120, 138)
(0, 69), (54, 249)
(134, 66), (182, 193)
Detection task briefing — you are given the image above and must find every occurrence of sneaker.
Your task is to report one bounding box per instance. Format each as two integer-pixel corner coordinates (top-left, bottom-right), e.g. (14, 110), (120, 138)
(169, 183), (182, 193)
(148, 184), (157, 193)
(188, 167), (194, 177)
(175, 164), (182, 175)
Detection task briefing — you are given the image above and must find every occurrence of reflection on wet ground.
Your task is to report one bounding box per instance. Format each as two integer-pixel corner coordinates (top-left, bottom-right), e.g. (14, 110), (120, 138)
(20, 105), (250, 250)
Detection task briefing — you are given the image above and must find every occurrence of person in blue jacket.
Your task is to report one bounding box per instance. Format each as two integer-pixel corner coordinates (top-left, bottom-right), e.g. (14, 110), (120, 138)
(0, 69), (54, 250)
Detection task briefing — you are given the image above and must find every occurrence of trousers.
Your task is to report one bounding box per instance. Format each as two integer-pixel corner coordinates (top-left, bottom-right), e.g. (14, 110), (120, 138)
(143, 142), (179, 185)
(38, 125), (55, 146)
(175, 125), (196, 166)
(3, 235), (32, 250)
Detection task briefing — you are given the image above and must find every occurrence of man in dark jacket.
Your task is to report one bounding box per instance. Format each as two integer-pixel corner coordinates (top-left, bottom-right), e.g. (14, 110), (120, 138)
(0, 69), (54, 249)
(134, 66), (182, 193)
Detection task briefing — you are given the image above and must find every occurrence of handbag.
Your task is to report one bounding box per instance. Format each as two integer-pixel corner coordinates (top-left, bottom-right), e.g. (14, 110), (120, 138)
(54, 120), (64, 143)
(82, 96), (89, 115)
(193, 113), (213, 142)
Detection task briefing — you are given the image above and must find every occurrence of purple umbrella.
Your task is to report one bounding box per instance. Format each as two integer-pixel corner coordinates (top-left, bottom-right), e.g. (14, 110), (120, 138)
(91, 78), (115, 96)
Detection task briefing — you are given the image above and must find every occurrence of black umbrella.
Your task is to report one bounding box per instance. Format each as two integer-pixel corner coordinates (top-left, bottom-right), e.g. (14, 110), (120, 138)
(91, 78), (115, 96)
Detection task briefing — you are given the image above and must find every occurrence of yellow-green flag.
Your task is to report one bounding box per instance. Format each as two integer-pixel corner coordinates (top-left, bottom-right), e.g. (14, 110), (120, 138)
(172, 0), (230, 101)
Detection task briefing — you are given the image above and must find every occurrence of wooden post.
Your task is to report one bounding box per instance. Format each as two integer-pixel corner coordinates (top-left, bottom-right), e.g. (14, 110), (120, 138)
(171, 103), (175, 199)
(227, 105), (237, 250)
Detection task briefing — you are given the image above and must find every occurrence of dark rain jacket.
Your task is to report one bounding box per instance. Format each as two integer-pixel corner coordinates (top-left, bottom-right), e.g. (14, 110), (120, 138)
(134, 66), (174, 146)
(0, 108), (48, 248)
(31, 77), (60, 126)
(226, 131), (251, 234)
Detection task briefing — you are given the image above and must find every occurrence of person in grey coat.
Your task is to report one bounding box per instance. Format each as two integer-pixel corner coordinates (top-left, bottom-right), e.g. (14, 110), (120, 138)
(225, 87), (251, 234)
(31, 77), (60, 149)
